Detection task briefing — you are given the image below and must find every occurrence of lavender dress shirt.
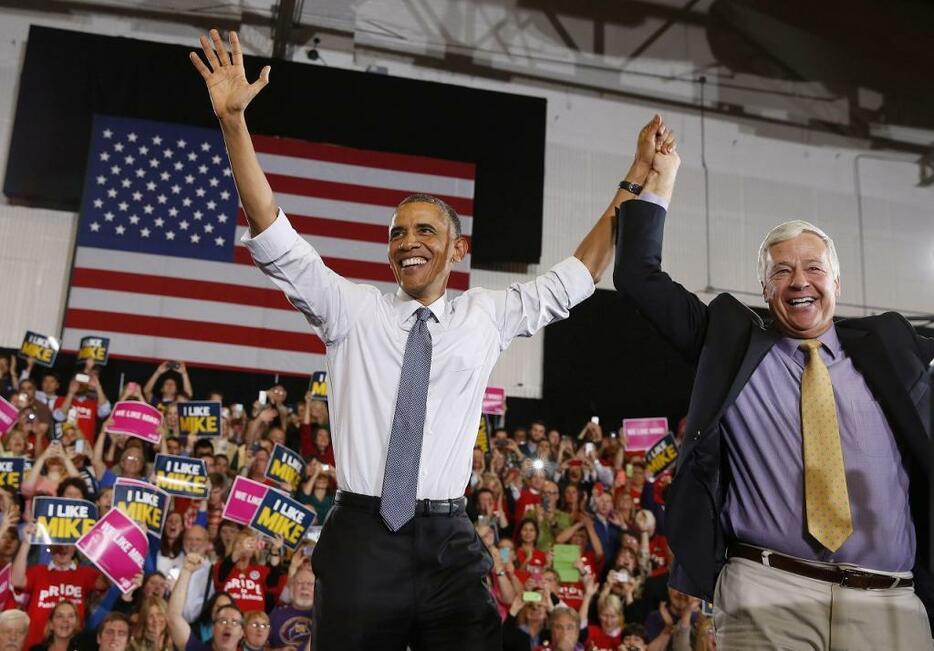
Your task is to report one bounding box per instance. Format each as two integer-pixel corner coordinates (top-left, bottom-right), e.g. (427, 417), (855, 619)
(721, 325), (914, 572)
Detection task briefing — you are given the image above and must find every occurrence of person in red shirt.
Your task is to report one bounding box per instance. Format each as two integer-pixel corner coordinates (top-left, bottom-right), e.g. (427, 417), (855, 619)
(11, 524), (106, 649)
(213, 531), (283, 612)
(53, 372), (112, 446)
(581, 592), (624, 651)
(515, 519), (548, 576)
(513, 471), (545, 524)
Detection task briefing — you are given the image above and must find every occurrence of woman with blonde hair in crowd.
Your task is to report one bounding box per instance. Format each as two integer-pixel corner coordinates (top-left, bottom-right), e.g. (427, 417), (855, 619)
(0, 428), (28, 457)
(129, 597), (172, 651)
(30, 600), (81, 651)
(582, 592), (625, 650)
(241, 611), (271, 651)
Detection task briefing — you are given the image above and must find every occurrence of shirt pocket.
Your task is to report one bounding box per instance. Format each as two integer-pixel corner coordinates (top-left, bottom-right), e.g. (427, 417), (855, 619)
(844, 398), (898, 458)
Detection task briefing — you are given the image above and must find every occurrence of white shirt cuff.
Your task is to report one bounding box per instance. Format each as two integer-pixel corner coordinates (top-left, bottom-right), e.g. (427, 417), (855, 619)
(551, 256), (596, 306)
(240, 209), (301, 264)
(639, 191), (669, 211)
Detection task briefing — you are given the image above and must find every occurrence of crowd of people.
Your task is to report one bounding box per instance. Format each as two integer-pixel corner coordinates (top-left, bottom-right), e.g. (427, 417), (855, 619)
(0, 353), (713, 651)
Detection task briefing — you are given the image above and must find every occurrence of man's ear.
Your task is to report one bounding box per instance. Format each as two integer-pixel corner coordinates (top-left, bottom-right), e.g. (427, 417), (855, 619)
(834, 276), (841, 297)
(452, 235), (469, 263)
(761, 282), (769, 304)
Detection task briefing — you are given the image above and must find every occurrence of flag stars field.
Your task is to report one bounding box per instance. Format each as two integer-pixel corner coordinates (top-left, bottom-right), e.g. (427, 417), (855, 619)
(65, 114), (474, 374)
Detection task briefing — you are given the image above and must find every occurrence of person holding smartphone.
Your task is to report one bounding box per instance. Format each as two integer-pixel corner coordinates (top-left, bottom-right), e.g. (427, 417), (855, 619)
(142, 360), (194, 407)
(52, 365), (111, 446)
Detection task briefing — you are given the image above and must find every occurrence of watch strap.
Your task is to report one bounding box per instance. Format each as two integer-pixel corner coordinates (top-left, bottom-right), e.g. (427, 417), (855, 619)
(618, 180), (643, 195)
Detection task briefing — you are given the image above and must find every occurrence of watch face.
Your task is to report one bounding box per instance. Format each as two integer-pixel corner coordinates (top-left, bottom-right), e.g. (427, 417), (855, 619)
(619, 180), (642, 194)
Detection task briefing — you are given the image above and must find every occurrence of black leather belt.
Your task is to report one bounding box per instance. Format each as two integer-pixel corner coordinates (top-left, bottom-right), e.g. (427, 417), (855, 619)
(335, 490), (467, 517)
(728, 543), (913, 590)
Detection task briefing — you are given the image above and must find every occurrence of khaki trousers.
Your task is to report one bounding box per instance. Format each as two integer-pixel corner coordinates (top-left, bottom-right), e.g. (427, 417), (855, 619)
(713, 557), (933, 650)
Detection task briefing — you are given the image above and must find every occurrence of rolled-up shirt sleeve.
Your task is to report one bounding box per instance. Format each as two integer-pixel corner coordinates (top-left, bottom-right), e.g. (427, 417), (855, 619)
(496, 256), (595, 349)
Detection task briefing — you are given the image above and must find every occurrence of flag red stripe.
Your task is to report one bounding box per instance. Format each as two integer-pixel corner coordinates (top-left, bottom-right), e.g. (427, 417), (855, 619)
(63, 308), (326, 354)
(236, 209), (472, 248)
(266, 173), (474, 216)
(231, 247), (470, 291)
(70, 267), (294, 311)
(252, 135), (476, 180)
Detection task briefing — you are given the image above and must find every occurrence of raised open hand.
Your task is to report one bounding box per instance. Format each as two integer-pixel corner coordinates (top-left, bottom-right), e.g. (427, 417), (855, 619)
(190, 30), (270, 122)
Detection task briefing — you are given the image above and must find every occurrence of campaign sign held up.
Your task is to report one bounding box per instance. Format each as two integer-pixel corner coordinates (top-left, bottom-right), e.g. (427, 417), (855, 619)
(18, 331), (60, 367)
(0, 396), (18, 435)
(309, 371), (328, 400)
(108, 401), (163, 444)
(77, 336), (110, 366)
(113, 478), (169, 538)
(265, 443), (304, 491)
(482, 387), (506, 415)
(153, 454), (208, 499)
(0, 457), (25, 490)
(250, 490), (315, 550)
(645, 434), (678, 478)
(76, 508), (148, 594)
(623, 417), (669, 452)
(223, 476), (270, 526)
(31, 497), (98, 545)
(178, 401), (222, 437)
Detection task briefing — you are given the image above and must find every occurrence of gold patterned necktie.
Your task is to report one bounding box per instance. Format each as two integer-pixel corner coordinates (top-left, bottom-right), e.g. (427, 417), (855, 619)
(800, 339), (852, 552)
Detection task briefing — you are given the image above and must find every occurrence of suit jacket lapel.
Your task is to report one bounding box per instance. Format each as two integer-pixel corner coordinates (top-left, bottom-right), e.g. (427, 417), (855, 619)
(721, 324), (781, 417)
(837, 326), (929, 471)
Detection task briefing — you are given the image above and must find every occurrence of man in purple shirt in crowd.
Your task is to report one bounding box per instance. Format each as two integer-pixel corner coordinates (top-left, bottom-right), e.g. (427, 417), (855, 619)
(268, 568), (315, 651)
(615, 147), (933, 649)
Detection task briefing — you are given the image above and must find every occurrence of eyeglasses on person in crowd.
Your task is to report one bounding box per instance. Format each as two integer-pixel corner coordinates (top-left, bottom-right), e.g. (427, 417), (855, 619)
(213, 618), (243, 628)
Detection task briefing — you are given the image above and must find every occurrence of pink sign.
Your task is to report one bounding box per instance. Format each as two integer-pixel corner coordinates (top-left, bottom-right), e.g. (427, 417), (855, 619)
(623, 417), (669, 452)
(76, 508), (148, 594)
(482, 387), (506, 415)
(108, 401), (163, 444)
(222, 476), (269, 526)
(0, 396), (18, 435)
(0, 563), (10, 598)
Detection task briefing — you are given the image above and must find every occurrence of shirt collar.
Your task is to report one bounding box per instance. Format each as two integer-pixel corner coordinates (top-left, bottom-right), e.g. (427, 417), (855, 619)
(775, 324), (842, 363)
(393, 289), (448, 328)
(49, 560), (78, 571)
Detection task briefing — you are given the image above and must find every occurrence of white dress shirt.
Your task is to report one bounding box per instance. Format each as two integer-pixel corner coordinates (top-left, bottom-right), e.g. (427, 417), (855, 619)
(243, 211), (594, 499)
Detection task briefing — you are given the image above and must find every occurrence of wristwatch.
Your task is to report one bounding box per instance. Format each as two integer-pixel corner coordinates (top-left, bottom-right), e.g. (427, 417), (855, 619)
(618, 180), (643, 195)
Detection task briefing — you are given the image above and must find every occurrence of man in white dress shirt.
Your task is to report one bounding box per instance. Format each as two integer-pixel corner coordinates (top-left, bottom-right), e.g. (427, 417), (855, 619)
(191, 29), (674, 650)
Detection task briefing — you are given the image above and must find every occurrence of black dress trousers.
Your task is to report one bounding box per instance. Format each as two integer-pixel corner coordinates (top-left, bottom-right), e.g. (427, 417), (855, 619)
(311, 494), (502, 650)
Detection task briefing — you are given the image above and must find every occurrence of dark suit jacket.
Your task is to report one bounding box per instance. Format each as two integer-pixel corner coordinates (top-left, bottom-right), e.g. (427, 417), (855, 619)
(613, 199), (934, 616)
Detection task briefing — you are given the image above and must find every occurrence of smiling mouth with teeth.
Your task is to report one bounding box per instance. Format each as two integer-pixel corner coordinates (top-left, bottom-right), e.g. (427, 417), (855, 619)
(788, 297), (816, 305)
(401, 257), (428, 268)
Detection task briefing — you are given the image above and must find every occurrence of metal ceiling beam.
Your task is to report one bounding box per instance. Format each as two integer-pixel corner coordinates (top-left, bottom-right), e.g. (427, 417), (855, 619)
(272, 0), (304, 60)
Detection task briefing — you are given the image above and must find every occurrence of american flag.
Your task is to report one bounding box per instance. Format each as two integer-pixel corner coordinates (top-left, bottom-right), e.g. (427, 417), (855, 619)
(61, 115), (475, 374)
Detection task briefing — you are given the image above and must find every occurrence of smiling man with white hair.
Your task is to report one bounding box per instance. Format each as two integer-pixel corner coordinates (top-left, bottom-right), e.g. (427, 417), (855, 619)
(615, 150), (934, 649)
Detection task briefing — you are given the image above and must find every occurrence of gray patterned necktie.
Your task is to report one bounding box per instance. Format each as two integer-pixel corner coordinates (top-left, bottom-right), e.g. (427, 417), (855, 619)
(380, 306), (434, 532)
